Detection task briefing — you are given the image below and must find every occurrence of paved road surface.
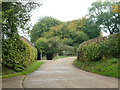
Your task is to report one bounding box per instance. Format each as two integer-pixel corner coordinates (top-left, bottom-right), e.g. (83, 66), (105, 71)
(2, 75), (25, 88)
(23, 57), (118, 88)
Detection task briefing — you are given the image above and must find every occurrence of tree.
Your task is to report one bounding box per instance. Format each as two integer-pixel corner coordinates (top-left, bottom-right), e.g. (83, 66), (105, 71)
(83, 18), (101, 39)
(31, 23), (47, 43)
(2, 2), (40, 40)
(62, 38), (73, 46)
(35, 37), (62, 60)
(88, 1), (120, 34)
(35, 38), (47, 60)
(30, 16), (62, 43)
(112, 2), (120, 30)
(71, 31), (89, 47)
(112, 2), (120, 13)
(46, 37), (62, 60)
(43, 18), (92, 47)
(35, 37), (47, 55)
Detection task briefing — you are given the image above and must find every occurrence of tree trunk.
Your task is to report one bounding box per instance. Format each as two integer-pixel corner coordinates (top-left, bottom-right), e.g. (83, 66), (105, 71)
(107, 26), (113, 35)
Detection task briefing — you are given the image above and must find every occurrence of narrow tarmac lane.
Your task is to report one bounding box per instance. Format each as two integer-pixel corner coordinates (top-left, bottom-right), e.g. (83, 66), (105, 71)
(23, 57), (118, 88)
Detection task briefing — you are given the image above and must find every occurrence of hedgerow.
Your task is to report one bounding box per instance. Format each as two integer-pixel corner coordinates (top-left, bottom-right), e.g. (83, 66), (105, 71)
(77, 33), (120, 61)
(2, 38), (37, 72)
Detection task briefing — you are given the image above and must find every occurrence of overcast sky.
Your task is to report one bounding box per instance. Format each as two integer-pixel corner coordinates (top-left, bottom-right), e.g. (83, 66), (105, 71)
(30, 0), (98, 26)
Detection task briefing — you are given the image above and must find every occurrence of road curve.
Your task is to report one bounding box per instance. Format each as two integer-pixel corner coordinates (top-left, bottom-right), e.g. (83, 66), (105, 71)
(23, 57), (118, 88)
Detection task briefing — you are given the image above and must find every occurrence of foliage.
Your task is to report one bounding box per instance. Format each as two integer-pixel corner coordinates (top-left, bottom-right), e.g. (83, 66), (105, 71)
(112, 2), (120, 13)
(2, 38), (38, 72)
(35, 37), (47, 56)
(2, 2), (39, 71)
(31, 16), (100, 47)
(88, 1), (120, 34)
(30, 23), (47, 43)
(30, 16), (62, 43)
(2, 39), (27, 71)
(46, 37), (62, 60)
(2, 2), (40, 39)
(35, 37), (62, 60)
(74, 58), (118, 78)
(83, 19), (101, 39)
(23, 41), (38, 62)
(77, 33), (120, 62)
(43, 18), (91, 47)
(38, 16), (63, 29)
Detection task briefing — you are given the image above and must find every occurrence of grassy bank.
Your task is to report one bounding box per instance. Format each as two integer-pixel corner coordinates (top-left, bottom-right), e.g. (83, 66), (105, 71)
(2, 61), (44, 79)
(74, 58), (119, 78)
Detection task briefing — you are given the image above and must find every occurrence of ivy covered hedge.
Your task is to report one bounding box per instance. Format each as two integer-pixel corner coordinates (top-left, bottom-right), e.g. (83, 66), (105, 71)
(2, 38), (37, 72)
(77, 33), (120, 61)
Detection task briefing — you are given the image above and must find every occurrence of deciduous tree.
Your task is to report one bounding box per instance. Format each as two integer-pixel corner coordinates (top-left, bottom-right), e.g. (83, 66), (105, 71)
(88, 1), (120, 34)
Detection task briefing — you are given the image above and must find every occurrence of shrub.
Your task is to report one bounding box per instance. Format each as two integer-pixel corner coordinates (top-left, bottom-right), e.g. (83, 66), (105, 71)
(23, 41), (38, 62)
(35, 37), (62, 60)
(2, 38), (37, 72)
(46, 37), (61, 60)
(2, 39), (27, 71)
(35, 38), (47, 56)
(78, 33), (120, 61)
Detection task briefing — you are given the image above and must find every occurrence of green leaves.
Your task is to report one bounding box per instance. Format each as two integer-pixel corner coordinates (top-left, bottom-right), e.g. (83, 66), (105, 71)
(30, 16), (62, 43)
(35, 37), (47, 55)
(78, 33), (120, 61)
(2, 2), (40, 72)
(35, 37), (63, 60)
(88, 1), (120, 34)
(2, 37), (38, 72)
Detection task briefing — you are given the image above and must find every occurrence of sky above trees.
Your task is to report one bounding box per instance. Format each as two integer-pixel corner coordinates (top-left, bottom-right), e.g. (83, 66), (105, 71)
(30, 0), (97, 26)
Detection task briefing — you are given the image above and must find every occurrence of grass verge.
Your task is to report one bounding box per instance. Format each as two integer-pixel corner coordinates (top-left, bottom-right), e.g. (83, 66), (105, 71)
(2, 61), (44, 79)
(53, 55), (75, 60)
(74, 58), (119, 78)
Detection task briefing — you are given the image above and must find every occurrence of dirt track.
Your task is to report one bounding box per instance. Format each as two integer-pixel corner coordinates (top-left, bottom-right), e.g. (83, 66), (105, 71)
(23, 57), (118, 88)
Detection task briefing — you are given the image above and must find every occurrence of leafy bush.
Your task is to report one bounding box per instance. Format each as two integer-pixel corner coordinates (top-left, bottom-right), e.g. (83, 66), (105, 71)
(2, 38), (37, 72)
(2, 39), (27, 71)
(78, 33), (120, 61)
(35, 37), (63, 60)
(35, 38), (47, 56)
(23, 42), (38, 62)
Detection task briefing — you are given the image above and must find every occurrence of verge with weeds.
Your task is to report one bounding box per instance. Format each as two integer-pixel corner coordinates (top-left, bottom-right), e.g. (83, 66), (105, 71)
(74, 58), (119, 78)
(2, 61), (44, 79)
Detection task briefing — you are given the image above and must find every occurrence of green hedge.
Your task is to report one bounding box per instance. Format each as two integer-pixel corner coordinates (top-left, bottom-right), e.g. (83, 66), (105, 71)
(78, 33), (120, 61)
(23, 42), (37, 62)
(2, 38), (37, 72)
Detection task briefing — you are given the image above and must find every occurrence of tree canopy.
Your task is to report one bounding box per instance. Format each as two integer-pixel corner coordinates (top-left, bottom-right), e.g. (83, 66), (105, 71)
(42, 17), (100, 47)
(30, 16), (62, 43)
(88, 1), (120, 34)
